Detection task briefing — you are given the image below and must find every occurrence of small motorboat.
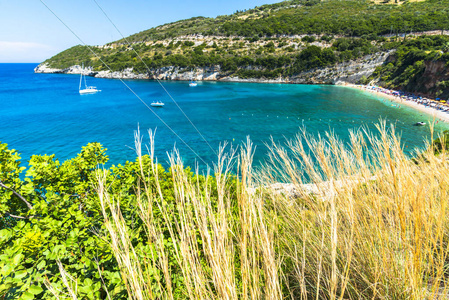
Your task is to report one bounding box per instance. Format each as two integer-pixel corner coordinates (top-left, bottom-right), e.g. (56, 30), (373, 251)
(189, 80), (197, 87)
(151, 101), (164, 107)
(414, 122), (426, 126)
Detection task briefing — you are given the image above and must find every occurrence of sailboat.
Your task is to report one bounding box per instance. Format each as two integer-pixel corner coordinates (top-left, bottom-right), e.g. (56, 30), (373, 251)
(79, 65), (100, 94)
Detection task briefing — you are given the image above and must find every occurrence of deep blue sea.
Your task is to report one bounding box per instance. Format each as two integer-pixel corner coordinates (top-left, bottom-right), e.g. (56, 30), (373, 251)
(1, 63), (448, 170)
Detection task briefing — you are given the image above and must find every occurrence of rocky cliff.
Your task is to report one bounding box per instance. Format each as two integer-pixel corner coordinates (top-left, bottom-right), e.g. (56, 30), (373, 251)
(34, 51), (391, 85)
(415, 61), (449, 97)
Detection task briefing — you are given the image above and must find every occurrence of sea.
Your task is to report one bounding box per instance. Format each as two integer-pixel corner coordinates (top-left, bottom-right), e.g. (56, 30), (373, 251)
(1, 63), (448, 171)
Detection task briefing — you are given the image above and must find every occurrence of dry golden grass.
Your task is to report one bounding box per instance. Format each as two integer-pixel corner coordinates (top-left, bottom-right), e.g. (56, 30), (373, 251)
(259, 123), (449, 299)
(59, 122), (449, 299)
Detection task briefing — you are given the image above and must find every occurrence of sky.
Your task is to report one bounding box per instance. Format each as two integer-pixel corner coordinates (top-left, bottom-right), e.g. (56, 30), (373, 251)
(0, 0), (282, 63)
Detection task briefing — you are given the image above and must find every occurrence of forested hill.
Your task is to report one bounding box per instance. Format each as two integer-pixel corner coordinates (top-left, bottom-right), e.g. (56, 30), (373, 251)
(37, 0), (449, 98)
(121, 0), (449, 41)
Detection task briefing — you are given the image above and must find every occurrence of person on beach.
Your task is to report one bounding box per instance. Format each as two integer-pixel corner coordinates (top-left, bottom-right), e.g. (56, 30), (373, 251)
(359, 84), (449, 121)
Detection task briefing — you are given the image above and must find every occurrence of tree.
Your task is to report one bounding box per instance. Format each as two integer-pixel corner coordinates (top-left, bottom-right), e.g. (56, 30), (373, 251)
(443, 42), (449, 53)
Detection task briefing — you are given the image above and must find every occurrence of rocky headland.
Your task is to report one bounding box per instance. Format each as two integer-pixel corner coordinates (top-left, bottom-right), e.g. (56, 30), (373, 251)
(34, 51), (391, 85)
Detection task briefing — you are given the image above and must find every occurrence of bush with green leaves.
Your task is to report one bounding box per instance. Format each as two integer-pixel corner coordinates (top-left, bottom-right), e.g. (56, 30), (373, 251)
(0, 143), (124, 299)
(0, 141), (235, 299)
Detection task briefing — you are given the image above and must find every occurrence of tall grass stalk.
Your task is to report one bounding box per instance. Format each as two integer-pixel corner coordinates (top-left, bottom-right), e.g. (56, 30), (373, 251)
(96, 124), (449, 299)
(261, 123), (449, 299)
(96, 130), (282, 299)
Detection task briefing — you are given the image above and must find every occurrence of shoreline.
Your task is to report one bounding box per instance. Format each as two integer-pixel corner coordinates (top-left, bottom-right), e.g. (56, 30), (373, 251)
(342, 83), (449, 124)
(33, 63), (449, 124)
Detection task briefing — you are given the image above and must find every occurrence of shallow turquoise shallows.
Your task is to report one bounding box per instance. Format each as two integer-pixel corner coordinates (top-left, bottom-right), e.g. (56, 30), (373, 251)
(1, 63), (448, 170)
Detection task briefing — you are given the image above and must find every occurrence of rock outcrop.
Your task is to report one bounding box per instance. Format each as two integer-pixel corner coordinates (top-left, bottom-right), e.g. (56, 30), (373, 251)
(34, 51), (392, 85)
(95, 68), (149, 79)
(34, 64), (95, 75)
(288, 51), (392, 84)
(149, 66), (220, 81)
(415, 60), (449, 96)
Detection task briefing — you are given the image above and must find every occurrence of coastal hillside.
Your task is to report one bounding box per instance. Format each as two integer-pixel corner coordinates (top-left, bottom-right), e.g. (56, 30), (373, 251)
(369, 36), (449, 98)
(36, 0), (449, 97)
(121, 0), (446, 41)
(5, 0), (449, 298)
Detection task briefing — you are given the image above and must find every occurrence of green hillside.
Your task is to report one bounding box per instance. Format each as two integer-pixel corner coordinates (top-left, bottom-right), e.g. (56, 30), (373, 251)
(44, 36), (384, 79)
(369, 35), (449, 97)
(40, 0), (449, 97)
(122, 0), (449, 41)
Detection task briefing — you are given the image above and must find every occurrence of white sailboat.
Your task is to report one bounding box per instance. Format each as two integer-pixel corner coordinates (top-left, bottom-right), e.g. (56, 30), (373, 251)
(79, 65), (100, 94)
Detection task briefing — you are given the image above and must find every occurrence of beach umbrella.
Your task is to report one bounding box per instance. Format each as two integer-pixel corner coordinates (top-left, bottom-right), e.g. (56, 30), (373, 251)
(441, 100), (447, 103)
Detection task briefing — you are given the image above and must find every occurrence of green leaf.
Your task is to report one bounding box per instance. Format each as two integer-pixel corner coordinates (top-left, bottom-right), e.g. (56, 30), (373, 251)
(2, 264), (12, 274)
(36, 260), (46, 270)
(15, 270), (28, 280)
(4, 276), (13, 284)
(28, 285), (43, 295)
(20, 291), (34, 300)
(0, 229), (12, 240)
(13, 253), (24, 265)
(84, 278), (93, 286)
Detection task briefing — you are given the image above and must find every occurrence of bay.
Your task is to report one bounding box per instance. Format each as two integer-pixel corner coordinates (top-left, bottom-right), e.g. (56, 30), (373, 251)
(1, 63), (447, 170)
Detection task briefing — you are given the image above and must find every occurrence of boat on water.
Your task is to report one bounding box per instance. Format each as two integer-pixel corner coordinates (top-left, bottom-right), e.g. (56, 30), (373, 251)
(189, 80), (197, 87)
(151, 101), (165, 107)
(414, 122), (426, 126)
(79, 65), (100, 94)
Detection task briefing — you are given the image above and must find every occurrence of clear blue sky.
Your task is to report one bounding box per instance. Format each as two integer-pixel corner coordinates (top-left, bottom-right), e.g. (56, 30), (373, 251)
(0, 0), (282, 63)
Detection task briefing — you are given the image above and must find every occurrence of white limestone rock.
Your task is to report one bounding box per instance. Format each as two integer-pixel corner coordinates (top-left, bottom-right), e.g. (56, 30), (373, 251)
(34, 63), (63, 74)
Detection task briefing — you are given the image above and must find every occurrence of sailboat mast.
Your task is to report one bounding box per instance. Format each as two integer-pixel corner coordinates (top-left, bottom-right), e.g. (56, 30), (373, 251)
(79, 71), (82, 90)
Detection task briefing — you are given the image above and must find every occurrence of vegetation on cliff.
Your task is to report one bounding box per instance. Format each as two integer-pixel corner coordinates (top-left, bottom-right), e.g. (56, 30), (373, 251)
(44, 36), (383, 79)
(42, 0), (448, 69)
(123, 0), (449, 41)
(369, 35), (449, 98)
(40, 0), (449, 95)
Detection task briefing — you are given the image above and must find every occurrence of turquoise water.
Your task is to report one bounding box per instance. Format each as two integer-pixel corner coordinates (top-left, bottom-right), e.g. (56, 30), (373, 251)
(1, 63), (448, 169)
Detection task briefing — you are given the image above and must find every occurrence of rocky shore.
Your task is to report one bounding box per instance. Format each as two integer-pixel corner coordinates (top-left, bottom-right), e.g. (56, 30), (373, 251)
(34, 51), (391, 85)
(252, 176), (376, 201)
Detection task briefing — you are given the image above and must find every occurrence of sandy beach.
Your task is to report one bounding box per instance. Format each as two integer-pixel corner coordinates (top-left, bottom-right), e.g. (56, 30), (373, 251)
(342, 83), (449, 124)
